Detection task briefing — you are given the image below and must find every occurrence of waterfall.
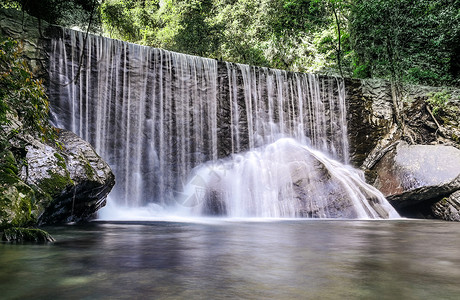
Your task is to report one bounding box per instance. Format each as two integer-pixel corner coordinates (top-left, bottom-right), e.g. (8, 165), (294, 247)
(49, 29), (219, 206)
(177, 138), (398, 218)
(48, 28), (397, 219)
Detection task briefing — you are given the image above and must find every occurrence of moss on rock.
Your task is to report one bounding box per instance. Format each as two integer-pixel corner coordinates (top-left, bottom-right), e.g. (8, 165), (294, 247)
(0, 150), (38, 229)
(1, 227), (54, 242)
(0, 150), (19, 185)
(0, 184), (37, 228)
(53, 152), (67, 169)
(83, 159), (96, 179)
(38, 169), (74, 198)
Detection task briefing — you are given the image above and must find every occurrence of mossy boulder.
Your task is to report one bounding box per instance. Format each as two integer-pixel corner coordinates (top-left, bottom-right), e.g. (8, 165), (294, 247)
(36, 130), (115, 224)
(1, 124), (115, 232)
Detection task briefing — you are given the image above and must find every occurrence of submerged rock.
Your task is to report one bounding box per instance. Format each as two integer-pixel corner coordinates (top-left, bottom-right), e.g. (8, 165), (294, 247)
(1, 227), (55, 243)
(372, 141), (460, 219)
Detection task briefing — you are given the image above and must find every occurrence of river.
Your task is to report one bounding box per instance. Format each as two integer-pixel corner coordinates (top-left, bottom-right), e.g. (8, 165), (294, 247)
(1, 219), (460, 299)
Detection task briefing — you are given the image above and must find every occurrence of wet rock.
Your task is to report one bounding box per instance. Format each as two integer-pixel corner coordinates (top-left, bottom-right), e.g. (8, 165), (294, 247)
(202, 190), (227, 216)
(345, 78), (395, 167)
(1, 114), (115, 227)
(403, 99), (439, 144)
(0, 8), (48, 78)
(431, 191), (460, 222)
(35, 130), (116, 224)
(372, 141), (460, 217)
(184, 139), (397, 219)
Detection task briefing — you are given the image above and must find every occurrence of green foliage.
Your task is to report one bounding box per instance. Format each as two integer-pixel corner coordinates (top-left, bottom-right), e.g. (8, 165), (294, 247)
(0, 34), (55, 142)
(1, 0), (98, 30)
(158, 0), (221, 57)
(0, 35), (60, 230)
(349, 0), (460, 86)
(5, 0), (460, 86)
(100, 0), (159, 42)
(426, 91), (451, 116)
(209, 0), (271, 65)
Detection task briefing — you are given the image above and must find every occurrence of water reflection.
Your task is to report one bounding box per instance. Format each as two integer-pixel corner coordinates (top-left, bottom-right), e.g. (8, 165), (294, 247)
(1, 220), (460, 299)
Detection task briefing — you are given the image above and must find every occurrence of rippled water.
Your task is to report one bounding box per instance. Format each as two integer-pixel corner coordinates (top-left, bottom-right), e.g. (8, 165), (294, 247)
(1, 219), (460, 299)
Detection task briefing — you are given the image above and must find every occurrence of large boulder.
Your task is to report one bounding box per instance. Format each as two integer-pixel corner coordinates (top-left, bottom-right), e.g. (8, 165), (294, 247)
(372, 141), (460, 219)
(34, 130), (115, 224)
(1, 120), (115, 228)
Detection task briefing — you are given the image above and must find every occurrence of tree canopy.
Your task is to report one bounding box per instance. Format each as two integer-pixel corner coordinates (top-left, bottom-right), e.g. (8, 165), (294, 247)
(2, 0), (459, 86)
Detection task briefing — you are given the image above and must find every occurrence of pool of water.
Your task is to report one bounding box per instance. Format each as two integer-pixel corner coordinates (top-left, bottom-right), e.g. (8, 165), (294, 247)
(1, 219), (460, 299)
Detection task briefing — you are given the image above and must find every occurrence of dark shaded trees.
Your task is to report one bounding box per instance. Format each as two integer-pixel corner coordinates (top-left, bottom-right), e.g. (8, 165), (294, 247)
(349, 0), (460, 86)
(1, 0), (99, 30)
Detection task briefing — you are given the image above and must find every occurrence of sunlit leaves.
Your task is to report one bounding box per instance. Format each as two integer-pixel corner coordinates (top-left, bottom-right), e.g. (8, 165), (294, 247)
(11, 0), (456, 86)
(100, 0), (161, 42)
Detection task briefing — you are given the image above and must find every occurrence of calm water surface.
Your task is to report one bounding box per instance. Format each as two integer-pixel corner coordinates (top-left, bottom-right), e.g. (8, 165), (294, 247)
(1, 219), (460, 299)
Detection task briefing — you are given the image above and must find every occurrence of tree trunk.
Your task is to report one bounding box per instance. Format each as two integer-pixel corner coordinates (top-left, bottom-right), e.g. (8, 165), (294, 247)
(331, 2), (343, 78)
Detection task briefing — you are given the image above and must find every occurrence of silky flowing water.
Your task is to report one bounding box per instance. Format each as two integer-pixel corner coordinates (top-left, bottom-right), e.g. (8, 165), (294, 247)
(48, 28), (396, 219)
(2, 219), (460, 299)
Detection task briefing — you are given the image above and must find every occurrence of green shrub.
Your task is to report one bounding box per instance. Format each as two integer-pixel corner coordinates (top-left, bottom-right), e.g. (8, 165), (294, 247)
(426, 91), (451, 116)
(0, 34), (54, 142)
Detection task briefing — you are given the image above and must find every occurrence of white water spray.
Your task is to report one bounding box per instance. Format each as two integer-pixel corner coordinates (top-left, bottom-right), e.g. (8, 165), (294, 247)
(176, 138), (399, 219)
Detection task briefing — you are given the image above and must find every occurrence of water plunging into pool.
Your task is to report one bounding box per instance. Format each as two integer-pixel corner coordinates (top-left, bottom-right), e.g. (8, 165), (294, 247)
(48, 28), (398, 219)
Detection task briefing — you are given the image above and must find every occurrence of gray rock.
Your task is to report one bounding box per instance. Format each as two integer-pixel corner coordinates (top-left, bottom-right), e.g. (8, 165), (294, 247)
(432, 191), (460, 222)
(0, 8), (48, 77)
(373, 141), (460, 210)
(344, 78), (395, 167)
(2, 119), (114, 228)
(36, 130), (115, 224)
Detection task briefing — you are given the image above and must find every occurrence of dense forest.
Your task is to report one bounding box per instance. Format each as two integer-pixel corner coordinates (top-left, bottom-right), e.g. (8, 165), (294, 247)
(2, 0), (460, 85)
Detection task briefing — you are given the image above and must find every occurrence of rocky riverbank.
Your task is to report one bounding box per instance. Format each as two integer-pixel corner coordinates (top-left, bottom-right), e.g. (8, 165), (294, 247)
(1, 8), (115, 241)
(354, 80), (460, 221)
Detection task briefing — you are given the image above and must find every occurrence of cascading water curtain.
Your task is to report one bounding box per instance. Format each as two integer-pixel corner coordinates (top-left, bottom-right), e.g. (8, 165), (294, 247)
(222, 64), (348, 163)
(49, 28), (348, 207)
